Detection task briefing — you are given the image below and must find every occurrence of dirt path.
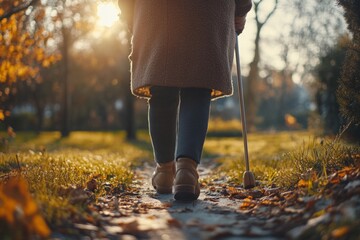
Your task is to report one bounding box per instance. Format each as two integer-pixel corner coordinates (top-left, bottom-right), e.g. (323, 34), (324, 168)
(121, 163), (283, 240)
(67, 159), (360, 240)
(71, 160), (287, 240)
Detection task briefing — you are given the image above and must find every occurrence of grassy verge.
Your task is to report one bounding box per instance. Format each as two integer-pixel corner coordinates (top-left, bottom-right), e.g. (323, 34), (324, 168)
(203, 130), (360, 240)
(0, 131), (152, 236)
(204, 131), (360, 188)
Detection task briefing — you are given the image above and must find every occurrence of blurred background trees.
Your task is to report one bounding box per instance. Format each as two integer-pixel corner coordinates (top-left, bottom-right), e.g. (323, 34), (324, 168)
(245, 0), (279, 131)
(1, 0), (135, 139)
(0, 0), (359, 143)
(336, 0), (360, 142)
(0, 0), (60, 126)
(314, 36), (348, 135)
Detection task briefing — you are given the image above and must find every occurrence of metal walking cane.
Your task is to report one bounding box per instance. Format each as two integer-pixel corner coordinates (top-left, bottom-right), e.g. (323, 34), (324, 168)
(235, 36), (256, 189)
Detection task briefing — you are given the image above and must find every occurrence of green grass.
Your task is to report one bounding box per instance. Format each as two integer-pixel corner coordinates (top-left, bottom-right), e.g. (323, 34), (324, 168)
(0, 131), (152, 226)
(204, 131), (360, 188)
(1, 130), (359, 232)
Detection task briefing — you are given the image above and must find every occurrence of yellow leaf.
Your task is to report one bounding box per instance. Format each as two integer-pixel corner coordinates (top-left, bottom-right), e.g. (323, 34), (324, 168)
(0, 190), (17, 224)
(0, 177), (51, 238)
(0, 110), (4, 121)
(42, 59), (50, 68)
(30, 215), (51, 237)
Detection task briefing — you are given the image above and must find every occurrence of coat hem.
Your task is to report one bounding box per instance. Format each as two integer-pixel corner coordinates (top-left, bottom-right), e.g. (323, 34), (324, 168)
(132, 85), (232, 101)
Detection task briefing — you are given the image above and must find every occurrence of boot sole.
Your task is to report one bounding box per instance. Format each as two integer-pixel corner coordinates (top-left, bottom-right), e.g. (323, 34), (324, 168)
(174, 185), (199, 201)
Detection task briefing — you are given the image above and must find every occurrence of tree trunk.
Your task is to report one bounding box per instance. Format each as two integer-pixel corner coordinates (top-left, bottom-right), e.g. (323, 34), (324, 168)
(246, 0), (278, 131)
(276, 71), (288, 130)
(246, 27), (261, 131)
(32, 88), (44, 134)
(35, 107), (44, 134)
(61, 26), (70, 137)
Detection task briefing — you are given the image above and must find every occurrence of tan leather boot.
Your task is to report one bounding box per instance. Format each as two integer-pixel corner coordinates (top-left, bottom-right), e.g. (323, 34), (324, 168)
(174, 158), (200, 201)
(151, 161), (175, 194)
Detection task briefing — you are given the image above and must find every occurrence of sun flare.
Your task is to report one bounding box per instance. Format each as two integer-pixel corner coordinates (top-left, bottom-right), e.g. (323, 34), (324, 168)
(96, 2), (119, 28)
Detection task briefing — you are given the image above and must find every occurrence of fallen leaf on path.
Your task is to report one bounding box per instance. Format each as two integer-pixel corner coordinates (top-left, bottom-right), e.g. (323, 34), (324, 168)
(117, 218), (139, 233)
(167, 218), (182, 228)
(331, 226), (350, 238)
(240, 197), (256, 209)
(59, 185), (93, 205)
(229, 191), (248, 199)
(248, 190), (264, 199)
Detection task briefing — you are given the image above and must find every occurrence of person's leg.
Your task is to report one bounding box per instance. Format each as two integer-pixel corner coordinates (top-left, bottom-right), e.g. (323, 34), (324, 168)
(148, 86), (180, 163)
(174, 87), (211, 201)
(148, 86), (179, 194)
(176, 88), (212, 164)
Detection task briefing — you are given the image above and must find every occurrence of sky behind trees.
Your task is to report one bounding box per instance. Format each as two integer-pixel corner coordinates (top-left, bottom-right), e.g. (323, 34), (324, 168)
(239, 0), (347, 83)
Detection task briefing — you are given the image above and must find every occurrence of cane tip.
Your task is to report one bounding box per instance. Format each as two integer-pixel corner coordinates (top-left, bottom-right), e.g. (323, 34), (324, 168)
(243, 171), (256, 189)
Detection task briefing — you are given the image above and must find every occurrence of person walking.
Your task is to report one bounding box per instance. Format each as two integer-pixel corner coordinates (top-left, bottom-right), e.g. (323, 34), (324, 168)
(118, 0), (252, 201)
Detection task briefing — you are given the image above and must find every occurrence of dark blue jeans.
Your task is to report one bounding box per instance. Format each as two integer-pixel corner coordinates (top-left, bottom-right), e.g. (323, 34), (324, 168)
(148, 87), (211, 164)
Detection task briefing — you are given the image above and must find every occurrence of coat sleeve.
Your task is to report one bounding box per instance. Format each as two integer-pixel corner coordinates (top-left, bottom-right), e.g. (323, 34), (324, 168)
(235, 0), (252, 16)
(118, 0), (135, 30)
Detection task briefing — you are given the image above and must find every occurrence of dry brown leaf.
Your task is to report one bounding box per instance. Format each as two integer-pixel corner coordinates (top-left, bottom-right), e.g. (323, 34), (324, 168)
(59, 185), (91, 204)
(227, 186), (237, 194)
(338, 167), (352, 178)
(167, 218), (182, 228)
(260, 199), (274, 206)
(249, 190), (264, 199)
(331, 226), (350, 238)
(118, 218), (140, 233)
(86, 178), (98, 192)
(240, 197), (256, 209)
(230, 191), (247, 199)
(328, 173), (340, 185)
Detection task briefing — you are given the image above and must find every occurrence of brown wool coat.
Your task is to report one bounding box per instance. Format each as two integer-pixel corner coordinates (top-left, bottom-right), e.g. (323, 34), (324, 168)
(118, 0), (252, 99)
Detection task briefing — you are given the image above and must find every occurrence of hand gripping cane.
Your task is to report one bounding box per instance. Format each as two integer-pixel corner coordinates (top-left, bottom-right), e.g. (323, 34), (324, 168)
(235, 36), (256, 189)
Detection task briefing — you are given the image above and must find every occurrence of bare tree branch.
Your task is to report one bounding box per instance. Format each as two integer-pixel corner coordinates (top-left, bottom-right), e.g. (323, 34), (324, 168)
(254, 0), (279, 29)
(0, 0), (39, 21)
(262, 0), (279, 25)
(254, 0), (261, 27)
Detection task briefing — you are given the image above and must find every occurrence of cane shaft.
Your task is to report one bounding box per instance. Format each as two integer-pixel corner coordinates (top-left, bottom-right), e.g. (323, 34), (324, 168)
(235, 37), (250, 172)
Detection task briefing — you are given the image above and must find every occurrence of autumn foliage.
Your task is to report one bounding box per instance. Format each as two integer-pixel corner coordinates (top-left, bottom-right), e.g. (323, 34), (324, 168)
(0, 0), (60, 118)
(337, 0), (360, 125)
(0, 177), (51, 239)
